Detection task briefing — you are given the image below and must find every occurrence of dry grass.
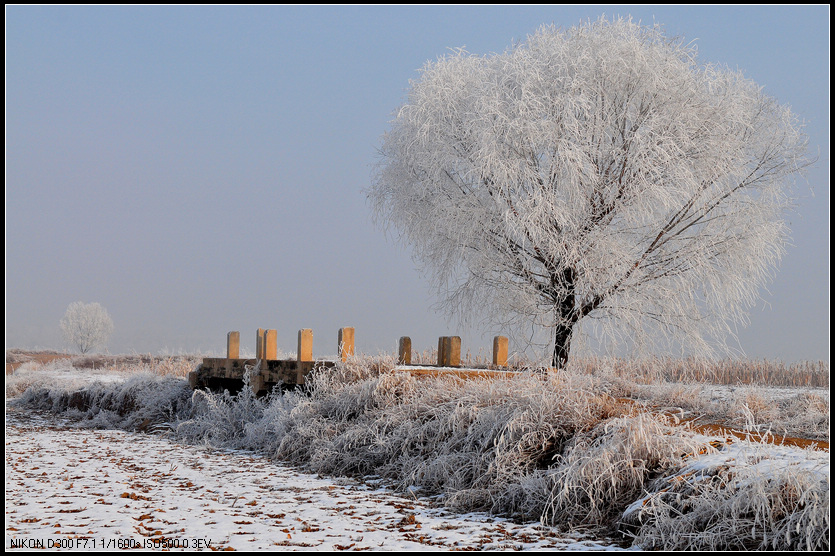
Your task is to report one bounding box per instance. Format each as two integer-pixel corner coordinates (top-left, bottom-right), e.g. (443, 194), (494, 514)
(561, 356), (830, 442)
(409, 351), (829, 389)
(5, 351), (199, 402)
(568, 356), (829, 388)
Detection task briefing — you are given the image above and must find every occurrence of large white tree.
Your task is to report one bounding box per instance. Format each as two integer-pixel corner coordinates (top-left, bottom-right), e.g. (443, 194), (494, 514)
(368, 18), (812, 367)
(60, 301), (114, 354)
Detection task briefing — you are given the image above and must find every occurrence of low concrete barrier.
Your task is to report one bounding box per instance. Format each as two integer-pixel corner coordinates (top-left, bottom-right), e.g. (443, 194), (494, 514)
(190, 328), (517, 396)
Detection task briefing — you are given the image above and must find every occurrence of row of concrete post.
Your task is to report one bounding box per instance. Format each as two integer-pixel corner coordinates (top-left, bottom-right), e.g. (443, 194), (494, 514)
(396, 335), (508, 367)
(225, 328), (509, 368)
(225, 327), (355, 363)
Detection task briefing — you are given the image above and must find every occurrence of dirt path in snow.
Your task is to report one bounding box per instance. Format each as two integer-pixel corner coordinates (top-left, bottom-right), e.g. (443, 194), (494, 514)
(5, 406), (623, 551)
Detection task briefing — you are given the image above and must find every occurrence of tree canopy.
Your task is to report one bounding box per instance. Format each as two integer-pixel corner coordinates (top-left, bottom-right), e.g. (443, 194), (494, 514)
(60, 301), (114, 354)
(368, 18), (811, 367)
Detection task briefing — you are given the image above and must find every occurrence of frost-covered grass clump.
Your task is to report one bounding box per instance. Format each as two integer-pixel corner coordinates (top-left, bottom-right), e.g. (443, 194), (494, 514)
(621, 442), (830, 550)
(14, 371), (193, 432)
(8, 355), (829, 550)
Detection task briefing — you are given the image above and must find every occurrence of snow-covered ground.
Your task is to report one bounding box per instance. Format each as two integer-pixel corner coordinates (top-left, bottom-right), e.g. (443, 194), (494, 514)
(5, 406), (626, 551)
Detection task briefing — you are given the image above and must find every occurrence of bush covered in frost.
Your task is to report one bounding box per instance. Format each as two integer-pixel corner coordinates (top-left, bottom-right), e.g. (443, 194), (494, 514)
(620, 442), (830, 550)
(15, 372), (193, 432)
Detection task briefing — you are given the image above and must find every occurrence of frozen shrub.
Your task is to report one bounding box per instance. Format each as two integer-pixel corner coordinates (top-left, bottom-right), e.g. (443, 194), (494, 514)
(14, 372), (192, 431)
(621, 442), (830, 550)
(260, 366), (644, 521)
(176, 365), (268, 449)
(779, 392), (830, 440)
(541, 413), (708, 528)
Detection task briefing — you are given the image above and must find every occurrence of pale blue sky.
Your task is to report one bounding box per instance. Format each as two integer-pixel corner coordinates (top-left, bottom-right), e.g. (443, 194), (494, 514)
(5, 5), (829, 362)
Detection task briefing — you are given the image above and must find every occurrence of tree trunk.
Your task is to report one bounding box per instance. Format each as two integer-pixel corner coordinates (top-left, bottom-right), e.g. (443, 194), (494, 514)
(551, 267), (577, 369)
(552, 319), (573, 369)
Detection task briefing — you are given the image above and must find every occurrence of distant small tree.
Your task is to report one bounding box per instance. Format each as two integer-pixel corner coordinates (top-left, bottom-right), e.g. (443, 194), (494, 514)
(368, 18), (812, 368)
(60, 301), (114, 354)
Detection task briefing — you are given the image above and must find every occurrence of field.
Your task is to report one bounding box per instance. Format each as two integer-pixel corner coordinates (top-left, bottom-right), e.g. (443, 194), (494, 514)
(5, 351), (830, 551)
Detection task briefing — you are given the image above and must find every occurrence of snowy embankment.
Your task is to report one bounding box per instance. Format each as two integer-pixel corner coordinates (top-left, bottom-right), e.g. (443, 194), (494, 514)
(5, 358), (830, 551)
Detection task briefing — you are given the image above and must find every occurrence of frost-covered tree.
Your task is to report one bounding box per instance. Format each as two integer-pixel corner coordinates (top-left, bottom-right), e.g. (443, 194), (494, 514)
(368, 18), (812, 368)
(60, 301), (114, 354)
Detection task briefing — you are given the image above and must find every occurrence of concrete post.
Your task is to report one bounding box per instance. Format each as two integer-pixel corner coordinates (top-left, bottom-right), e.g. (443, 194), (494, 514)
(338, 327), (355, 361)
(256, 328), (266, 359)
(298, 329), (313, 362)
(493, 336), (509, 367)
(443, 336), (461, 367)
(265, 329), (278, 360)
(437, 337), (447, 366)
(398, 336), (412, 365)
(227, 331), (240, 359)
